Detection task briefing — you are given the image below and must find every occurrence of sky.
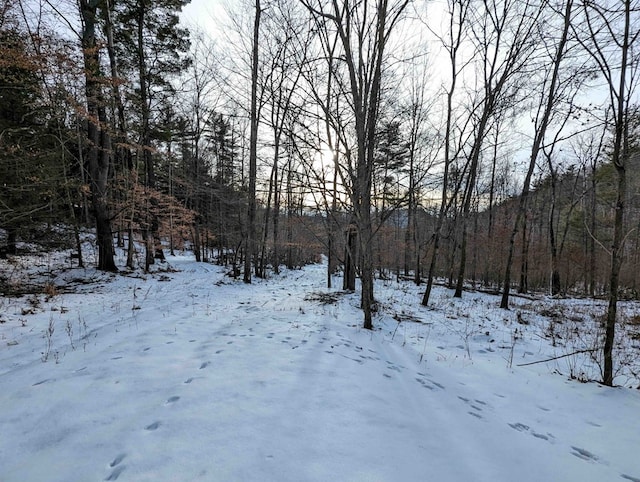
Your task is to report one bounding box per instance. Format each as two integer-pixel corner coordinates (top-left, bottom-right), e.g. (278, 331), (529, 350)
(181, 0), (229, 39)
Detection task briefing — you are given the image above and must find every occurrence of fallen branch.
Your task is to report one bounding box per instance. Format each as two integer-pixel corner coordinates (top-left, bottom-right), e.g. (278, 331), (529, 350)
(517, 348), (599, 367)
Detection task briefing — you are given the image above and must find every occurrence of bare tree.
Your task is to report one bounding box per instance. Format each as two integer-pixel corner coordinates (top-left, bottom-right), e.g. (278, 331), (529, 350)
(256, 0), (308, 277)
(304, 0), (410, 328)
(500, 0), (575, 308)
(400, 55), (435, 285)
(571, 128), (607, 296)
(577, 0), (640, 385)
(421, 0), (471, 305)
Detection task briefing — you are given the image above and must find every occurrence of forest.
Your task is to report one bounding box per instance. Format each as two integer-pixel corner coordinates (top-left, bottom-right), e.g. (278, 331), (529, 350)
(1, 0), (639, 387)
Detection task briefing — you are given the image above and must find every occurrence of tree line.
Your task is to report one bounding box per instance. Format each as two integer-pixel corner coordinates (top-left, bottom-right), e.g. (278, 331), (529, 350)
(0, 0), (638, 385)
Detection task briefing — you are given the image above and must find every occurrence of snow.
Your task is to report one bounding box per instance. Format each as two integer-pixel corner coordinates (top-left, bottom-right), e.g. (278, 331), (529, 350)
(1, 253), (640, 481)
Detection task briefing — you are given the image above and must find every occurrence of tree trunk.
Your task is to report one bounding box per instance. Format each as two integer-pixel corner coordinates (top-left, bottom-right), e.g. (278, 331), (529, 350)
(343, 224), (357, 291)
(6, 227), (17, 256)
(589, 162), (597, 296)
(548, 171), (560, 296)
(79, 0), (117, 273)
(605, 163), (625, 385)
(518, 213), (529, 294)
(244, 0), (261, 283)
(500, 0), (572, 308)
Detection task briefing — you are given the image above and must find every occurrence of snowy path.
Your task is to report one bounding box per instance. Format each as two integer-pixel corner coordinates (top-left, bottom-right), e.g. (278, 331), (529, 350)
(1, 256), (639, 481)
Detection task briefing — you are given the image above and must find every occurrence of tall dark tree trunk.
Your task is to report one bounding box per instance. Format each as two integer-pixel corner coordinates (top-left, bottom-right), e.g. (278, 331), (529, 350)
(518, 212), (529, 294)
(548, 169), (561, 296)
(79, 0), (117, 272)
(328, 154), (338, 288)
(258, 163), (275, 279)
(579, 0), (634, 385)
(272, 166), (281, 275)
(454, 139), (481, 298)
(589, 165), (597, 296)
(244, 0), (260, 283)
(135, 2), (165, 266)
(605, 163), (626, 386)
(343, 224), (357, 291)
(6, 227), (17, 256)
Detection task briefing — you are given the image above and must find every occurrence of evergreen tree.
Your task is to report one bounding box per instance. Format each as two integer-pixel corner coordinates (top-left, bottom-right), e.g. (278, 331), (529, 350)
(0, 24), (71, 254)
(111, 0), (191, 266)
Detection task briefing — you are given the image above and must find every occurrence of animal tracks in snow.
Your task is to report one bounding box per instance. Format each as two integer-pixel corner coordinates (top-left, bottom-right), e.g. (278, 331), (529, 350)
(570, 446), (601, 463)
(145, 421), (161, 431)
(508, 421), (555, 443)
(458, 395), (489, 420)
(104, 452), (127, 480)
(621, 474), (640, 482)
(104, 464), (125, 481)
(414, 372), (445, 392)
(109, 453), (126, 468)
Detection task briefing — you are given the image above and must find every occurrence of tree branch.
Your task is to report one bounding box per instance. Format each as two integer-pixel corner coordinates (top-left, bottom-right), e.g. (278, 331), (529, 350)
(517, 348), (599, 367)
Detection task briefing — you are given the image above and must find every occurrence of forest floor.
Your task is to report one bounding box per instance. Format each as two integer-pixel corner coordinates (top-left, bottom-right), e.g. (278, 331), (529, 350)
(1, 246), (640, 481)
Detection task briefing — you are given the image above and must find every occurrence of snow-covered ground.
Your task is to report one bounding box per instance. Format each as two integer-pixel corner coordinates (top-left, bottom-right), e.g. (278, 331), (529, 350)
(1, 252), (639, 481)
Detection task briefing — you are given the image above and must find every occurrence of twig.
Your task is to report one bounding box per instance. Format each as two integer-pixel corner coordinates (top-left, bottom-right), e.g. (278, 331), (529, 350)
(517, 348), (599, 367)
(391, 319), (401, 341)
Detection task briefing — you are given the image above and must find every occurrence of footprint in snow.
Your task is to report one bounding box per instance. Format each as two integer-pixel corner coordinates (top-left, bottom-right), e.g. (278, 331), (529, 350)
(165, 396), (180, 404)
(621, 474), (640, 482)
(459, 396), (486, 411)
(105, 464), (126, 481)
(199, 361), (210, 369)
(385, 360), (406, 370)
(508, 422), (530, 432)
(336, 353), (364, 364)
(145, 421), (161, 431)
(184, 377), (194, 384)
(415, 374), (445, 391)
(570, 446), (600, 463)
(109, 453), (126, 468)
(508, 422), (555, 443)
(415, 378), (436, 390)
